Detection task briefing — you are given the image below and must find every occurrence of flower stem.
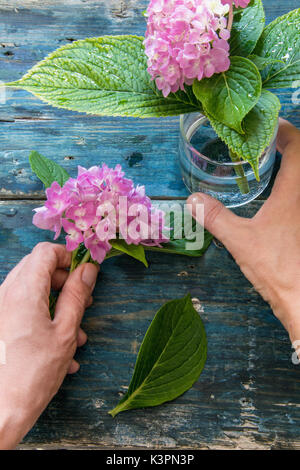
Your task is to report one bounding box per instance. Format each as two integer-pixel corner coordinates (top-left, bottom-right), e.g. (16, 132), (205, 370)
(70, 248), (93, 272)
(70, 246), (80, 272)
(229, 150), (250, 195)
(78, 249), (92, 266)
(227, 4), (234, 32)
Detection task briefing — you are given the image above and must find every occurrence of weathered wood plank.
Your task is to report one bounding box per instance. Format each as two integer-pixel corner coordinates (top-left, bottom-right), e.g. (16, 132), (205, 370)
(0, 0), (299, 198)
(1, 199), (299, 450)
(0, 114), (189, 199)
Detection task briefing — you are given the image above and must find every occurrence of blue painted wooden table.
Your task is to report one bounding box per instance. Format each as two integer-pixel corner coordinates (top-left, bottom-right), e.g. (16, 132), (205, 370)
(0, 0), (300, 450)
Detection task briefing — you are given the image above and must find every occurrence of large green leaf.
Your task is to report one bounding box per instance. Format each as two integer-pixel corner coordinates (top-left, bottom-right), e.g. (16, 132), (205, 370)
(254, 9), (300, 89)
(248, 55), (284, 71)
(6, 35), (200, 118)
(230, 0), (265, 56)
(29, 151), (70, 188)
(208, 90), (281, 179)
(193, 57), (261, 134)
(109, 294), (207, 417)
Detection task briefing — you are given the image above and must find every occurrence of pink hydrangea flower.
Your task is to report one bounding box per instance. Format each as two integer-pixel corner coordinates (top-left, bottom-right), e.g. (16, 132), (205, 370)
(33, 164), (169, 264)
(144, 0), (233, 97)
(62, 219), (84, 252)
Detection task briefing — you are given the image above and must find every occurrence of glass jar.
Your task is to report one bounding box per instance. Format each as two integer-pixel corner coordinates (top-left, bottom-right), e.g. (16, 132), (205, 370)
(178, 113), (278, 208)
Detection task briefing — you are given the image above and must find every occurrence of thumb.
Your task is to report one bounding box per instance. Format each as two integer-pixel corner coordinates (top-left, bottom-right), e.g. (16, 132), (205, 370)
(54, 263), (99, 331)
(187, 193), (246, 249)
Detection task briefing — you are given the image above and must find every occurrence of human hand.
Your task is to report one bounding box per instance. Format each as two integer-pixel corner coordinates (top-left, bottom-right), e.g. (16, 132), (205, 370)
(0, 242), (99, 449)
(188, 119), (300, 346)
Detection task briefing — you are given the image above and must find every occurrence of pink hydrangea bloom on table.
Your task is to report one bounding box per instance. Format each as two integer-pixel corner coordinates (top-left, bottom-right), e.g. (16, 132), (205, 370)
(33, 164), (169, 265)
(144, 0), (233, 97)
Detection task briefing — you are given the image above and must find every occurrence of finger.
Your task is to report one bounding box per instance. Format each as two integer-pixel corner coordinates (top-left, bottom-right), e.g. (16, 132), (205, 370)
(54, 263), (99, 332)
(51, 269), (69, 291)
(67, 360), (80, 375)
(273, 119), (300, 194)
(77, 328), (88, 347)
(187, 193), (249, 252)
(30, 243), (71, 278)
(277, 118), (300, 155)
(18, 243), (71, 299)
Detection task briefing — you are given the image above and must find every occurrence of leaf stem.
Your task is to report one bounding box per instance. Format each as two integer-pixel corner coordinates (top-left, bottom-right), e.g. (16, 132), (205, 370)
(2, 81), (19, 88)
(108, 401), (129, 418)
(229, 150), (250, 195)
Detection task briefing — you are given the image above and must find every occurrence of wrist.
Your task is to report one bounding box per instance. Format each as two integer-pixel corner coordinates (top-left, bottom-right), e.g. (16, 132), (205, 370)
(0, 396), (33, 449)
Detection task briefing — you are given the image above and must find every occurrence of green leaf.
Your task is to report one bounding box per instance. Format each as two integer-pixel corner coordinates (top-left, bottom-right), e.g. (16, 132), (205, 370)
(254, 9), (300, 89)
(145, 203), (212, 258)
(145, 232), (212, 258)
(109, 294), (207, 417)
(6, 35), (200, 118)
(208, 90), (281, 179)
(110, 239), (148, 267)
(29, 151), (70, 188)
(230, 0), (265, 56)
(193, 57), (262, 134)
(248, 55), (284, 71)
(108, 207), (212, 261)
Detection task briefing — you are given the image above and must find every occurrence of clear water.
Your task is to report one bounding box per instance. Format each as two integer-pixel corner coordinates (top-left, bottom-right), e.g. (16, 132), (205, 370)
(179, 115), (277, 208)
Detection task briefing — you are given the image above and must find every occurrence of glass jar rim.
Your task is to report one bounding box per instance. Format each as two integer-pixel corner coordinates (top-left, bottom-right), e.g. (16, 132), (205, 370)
(180, 113), (279, 168)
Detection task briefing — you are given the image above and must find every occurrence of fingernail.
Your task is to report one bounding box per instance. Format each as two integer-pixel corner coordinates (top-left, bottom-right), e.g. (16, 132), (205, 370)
(82, 263), (98, 289)
(187, 194), (205, 214)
